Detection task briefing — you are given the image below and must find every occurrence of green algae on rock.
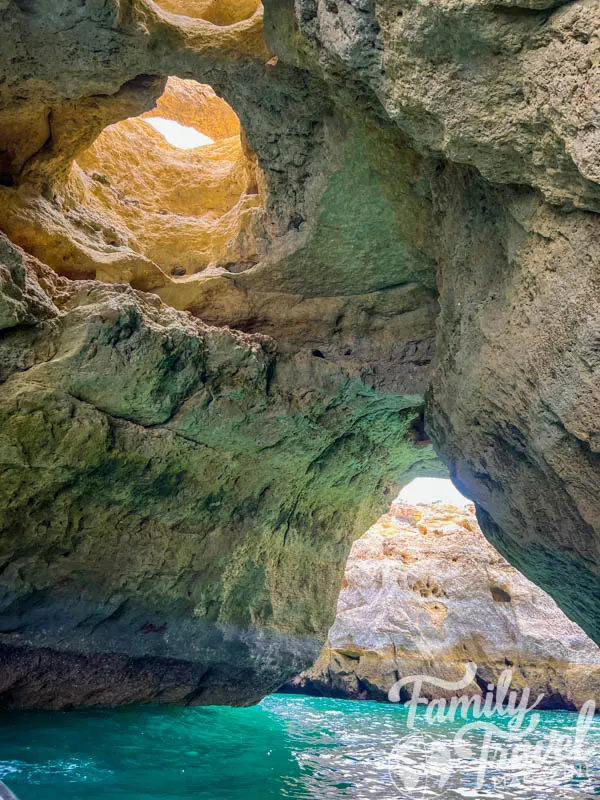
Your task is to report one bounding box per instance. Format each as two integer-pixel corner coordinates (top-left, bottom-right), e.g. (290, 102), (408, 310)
(0, 236), (440, 708)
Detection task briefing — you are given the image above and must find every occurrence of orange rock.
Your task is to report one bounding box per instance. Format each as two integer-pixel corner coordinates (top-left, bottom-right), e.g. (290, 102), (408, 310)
(1, 78), (265, 290)
(140, 78), (240, 140)
(155, 0), (261, 27)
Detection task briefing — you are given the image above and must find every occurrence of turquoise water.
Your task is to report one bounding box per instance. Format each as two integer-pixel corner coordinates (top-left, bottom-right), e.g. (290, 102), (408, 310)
(1, 695), (600, 799)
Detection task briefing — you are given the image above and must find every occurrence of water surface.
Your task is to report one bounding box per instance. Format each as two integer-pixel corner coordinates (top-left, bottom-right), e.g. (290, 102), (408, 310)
(1, 694), (599, 799)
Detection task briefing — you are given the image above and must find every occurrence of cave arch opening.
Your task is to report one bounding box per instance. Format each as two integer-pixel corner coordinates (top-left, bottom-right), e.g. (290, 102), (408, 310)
(281, 475), (600, 711)
(0, 76), (266, 301)
(397, 476), (470, 506)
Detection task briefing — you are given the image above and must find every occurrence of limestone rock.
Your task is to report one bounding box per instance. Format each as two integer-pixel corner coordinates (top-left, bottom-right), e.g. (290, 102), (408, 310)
(0, 238), (57, 332)
(265, 0), (600, 654)
(284, 502), (600, 709)
(1, 0), (600, 710)
(155, 0), (261, 26)
(0, 234), (439, 708)
(140, 78), (241, 139)
(1, 77), (264, 289)
(427, 166), (600, 645)
(0, 1), (442, 708)
(270, 0), (600, 210)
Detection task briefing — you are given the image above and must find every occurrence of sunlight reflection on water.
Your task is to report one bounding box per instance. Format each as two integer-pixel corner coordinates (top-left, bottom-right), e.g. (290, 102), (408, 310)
(0, 695), (599, 799)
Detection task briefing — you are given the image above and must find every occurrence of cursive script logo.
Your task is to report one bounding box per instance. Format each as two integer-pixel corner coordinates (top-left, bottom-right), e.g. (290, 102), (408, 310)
(387, 663), (599, 798)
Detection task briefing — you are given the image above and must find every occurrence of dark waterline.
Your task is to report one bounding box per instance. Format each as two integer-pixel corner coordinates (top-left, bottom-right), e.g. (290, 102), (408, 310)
(1, 694), (600, 799)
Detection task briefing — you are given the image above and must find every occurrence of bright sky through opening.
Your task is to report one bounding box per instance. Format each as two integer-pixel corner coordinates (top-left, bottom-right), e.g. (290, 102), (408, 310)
(397, 477), (471, 506)
(144, 117), (214, 149)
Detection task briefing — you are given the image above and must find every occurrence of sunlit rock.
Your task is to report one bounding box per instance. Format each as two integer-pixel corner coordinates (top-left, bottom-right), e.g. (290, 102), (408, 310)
(284, 502), (600, 710)
(155, 0), (261, 26)
(1, 78), (264, 289)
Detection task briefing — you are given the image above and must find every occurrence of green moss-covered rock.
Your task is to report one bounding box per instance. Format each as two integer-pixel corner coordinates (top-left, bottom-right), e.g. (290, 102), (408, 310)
(0, 239), (440, 708)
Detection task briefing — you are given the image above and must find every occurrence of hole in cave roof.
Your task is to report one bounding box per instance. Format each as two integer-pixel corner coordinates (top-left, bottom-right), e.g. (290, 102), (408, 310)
(153, 0), (261, 25)
(49, 76), (265, 289)
(144, 117), (215, 150)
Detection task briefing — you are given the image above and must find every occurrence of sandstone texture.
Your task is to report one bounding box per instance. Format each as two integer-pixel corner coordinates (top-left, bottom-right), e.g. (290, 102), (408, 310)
(2, 77), (265, 289)
(0, 0), (599, 708)
(155, 0), (261, 25)
(283, 502), (600, 710)
(426, 170), (600, 646)
(0, 234), (439, 708)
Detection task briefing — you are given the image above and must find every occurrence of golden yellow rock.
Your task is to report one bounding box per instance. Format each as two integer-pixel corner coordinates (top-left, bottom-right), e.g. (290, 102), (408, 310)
(141, 78), (240, 140)
(155, 0), (261, 26)
(0, 78), (264, 289)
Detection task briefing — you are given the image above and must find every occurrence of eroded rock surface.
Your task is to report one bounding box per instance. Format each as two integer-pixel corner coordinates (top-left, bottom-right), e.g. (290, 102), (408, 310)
(0, 236), (439, 708)
(262, 0), (600, 650)
(268, 0), (600, 210)
(0, 0), (600, 708)
(2, 78), (265, 290)
(427, 167), (600, 645)
(0, 0), (447, 707)
(284, 502), (600, 710)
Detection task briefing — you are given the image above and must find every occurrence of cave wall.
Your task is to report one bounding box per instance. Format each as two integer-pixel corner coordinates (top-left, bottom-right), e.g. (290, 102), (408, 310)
(427, 165), (600, 644)
(0, 0), (599, 707)
(0, 232), (441, 707)
(0, 0), (442, 707)
(263, 0), (600, 656)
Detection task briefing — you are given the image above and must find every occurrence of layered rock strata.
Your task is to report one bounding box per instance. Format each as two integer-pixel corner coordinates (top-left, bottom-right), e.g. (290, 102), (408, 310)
(283, 502), (600, 710)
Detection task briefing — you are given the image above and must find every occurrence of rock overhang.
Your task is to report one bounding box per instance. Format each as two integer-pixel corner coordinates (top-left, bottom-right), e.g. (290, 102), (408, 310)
(0, 0), (598, 708)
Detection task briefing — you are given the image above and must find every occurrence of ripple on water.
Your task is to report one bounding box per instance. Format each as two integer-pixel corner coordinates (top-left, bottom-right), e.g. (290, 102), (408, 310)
(0, 695), (599, 799)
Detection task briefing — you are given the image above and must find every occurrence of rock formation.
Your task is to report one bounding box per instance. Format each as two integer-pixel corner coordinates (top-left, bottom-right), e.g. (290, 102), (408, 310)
(283, 502), (600, 709)
(0, 0), (599, 707)
(2, 77), (265, 289)
(0, 233), (443, 707)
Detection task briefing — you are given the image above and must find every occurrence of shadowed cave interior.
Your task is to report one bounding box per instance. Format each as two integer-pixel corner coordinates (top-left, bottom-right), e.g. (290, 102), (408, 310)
(1, 0), (600, 794)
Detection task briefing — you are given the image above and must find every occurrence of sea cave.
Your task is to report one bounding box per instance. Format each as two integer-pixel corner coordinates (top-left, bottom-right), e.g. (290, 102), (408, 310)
(0, 0), (600, 797)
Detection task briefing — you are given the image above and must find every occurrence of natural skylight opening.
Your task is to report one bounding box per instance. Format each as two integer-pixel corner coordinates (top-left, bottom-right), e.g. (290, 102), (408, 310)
(397, 477), (471, 506)
(144, 117), (215, 150)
